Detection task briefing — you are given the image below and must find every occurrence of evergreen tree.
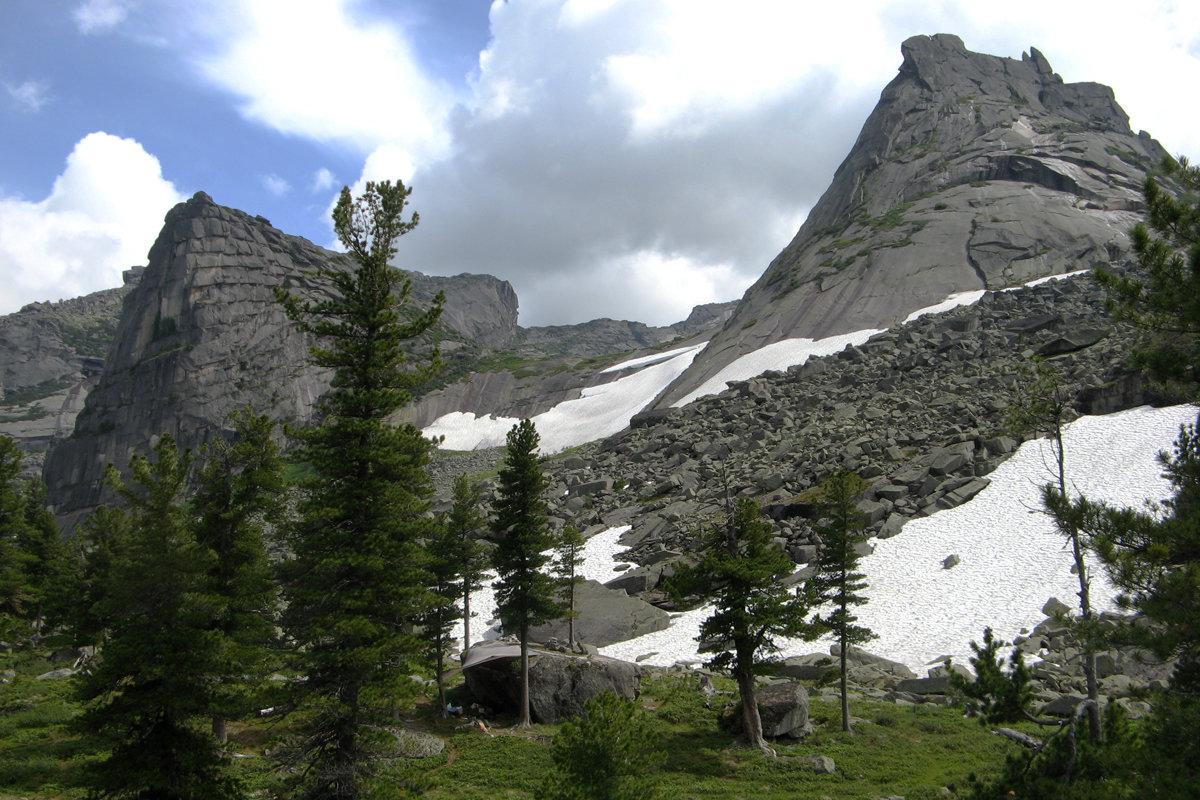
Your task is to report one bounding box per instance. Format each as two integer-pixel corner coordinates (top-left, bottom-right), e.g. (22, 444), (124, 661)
(69, 504), (130, 649)
(446, 473), (488, 656)
(810, 468), (874, 734)
(0, 436), (35, 640)
(424, 515), (461, 717)
(15, 477), (70, 638)
(1007, 359), (1102, 740)
(553, 523), (585, 649)
(75, 435), (241, 800)
(192, 408), (285, 744)
(1094, 155), (1200, 397)
(669, 495), (817, 755)
(275, 180), (443, 800)
(0, 435), (69, 644)
(491, 419), (559, 728)
(540, 691), (664, 800)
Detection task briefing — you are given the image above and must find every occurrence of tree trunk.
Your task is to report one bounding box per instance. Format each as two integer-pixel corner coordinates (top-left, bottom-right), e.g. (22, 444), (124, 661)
(211, 715), (227, 745)
(735, 641), (774, 756)
(437, 630), (447, 718)
(1058, 425), (1103, 742)
(518, 627), (532, 728)
(463, 579), (473, 658)
(839, 632), (852, 734)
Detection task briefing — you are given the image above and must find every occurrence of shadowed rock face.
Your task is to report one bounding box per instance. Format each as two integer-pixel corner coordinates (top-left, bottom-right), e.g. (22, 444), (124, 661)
(40, 193), (523, 525)
(37, 192), (731, 525)
(653, 34), (1169, 407)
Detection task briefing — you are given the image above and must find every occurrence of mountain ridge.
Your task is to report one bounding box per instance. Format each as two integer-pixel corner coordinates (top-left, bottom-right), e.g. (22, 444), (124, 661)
(650, 33), (1169, 407)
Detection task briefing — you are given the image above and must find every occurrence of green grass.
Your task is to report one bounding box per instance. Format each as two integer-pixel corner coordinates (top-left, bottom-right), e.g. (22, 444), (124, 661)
(0, 643), (1045, 800)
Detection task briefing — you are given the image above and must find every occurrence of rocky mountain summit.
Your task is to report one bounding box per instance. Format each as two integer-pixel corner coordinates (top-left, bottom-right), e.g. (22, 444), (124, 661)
(654, 33), (1169, 407)
(32, 192), (731, 525)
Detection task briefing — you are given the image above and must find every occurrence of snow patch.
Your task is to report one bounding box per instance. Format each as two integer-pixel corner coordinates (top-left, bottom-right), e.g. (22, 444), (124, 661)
(599, 405), (1197, 672)
(424, 344), (703, 453)
(671, 330), (885, 408)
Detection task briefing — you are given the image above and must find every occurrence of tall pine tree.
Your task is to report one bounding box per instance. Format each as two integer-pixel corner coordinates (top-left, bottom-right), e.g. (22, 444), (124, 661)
(192, 408), (285, 744)
(75, 436), (241, 800)
(810, 469), (875, 735)
(491, 419), (559, 728)
(446, 472), (488, 656)
(275, 180), (443, 800)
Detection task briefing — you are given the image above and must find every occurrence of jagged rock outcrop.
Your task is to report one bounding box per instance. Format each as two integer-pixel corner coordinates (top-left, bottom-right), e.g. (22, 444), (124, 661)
(38, 191), (734, 526)
(655, 34), (1169, 407)
(0, 275), (138, 475)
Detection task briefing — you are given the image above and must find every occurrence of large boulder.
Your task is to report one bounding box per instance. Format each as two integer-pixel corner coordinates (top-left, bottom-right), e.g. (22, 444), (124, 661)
(462, 642), (641, 724)
(722, 680), (813, 739)
(529, 580), (670, 648)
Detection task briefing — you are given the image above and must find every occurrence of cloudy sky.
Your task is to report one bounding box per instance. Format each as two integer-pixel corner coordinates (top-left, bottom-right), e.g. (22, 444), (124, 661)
(2, 1), (1198, 325)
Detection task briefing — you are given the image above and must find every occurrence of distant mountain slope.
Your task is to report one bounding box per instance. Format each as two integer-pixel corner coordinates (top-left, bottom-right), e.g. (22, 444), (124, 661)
(35, 192), (732, 524)
(653, 33), (1169, 407)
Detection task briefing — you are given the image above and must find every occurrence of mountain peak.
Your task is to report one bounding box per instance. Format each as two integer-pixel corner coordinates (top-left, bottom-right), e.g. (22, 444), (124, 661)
(653, 36), (1165, 407)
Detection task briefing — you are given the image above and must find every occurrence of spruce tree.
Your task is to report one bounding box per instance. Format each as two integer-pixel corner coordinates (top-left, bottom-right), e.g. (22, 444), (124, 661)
(491, 419), (559, 728)
(192, 408), (285, 744)
(75, 435), (241, 800)
(0, 436), (34, 640)
(275, 180), (443, 799)
(446, 473), (488, 656)
(541, 691), (664, 800)
(669, 495), (817, 755)
(554, 523), (586, 649)
(424, 515), (462, 717)
(810, 468), (875, 735)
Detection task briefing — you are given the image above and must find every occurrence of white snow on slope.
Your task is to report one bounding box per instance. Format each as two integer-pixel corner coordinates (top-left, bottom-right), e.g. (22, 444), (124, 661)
(600, 345), (699, 373)
(903, 290), (987, 324)
(598, 404), (1197, 673)
(424, 344), (703, 453)
(670, 330), (885, 408)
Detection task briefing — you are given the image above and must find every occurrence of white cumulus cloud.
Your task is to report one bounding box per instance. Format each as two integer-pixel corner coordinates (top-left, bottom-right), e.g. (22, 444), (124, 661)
(0, 132), (184, 313)
(189, 0), (455, 167)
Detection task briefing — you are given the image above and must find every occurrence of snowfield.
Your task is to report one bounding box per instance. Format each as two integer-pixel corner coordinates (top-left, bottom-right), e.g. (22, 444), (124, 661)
(453, 404), (1196, 674)
(597, 404), (1197, 672)
(423, 343), (704, 453)
(424, 279), (1088, 454)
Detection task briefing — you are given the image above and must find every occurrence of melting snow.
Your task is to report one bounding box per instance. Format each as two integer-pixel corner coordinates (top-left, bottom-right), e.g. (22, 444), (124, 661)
(903, 290), (988, 324)
(670, 330), (886, 408)
(598, 404), (1197, 673)
(424, 344), (703, 453)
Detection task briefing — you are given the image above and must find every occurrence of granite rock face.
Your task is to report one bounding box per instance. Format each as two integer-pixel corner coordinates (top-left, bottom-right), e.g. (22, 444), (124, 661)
(37, 192), (732, 525)
(0, 276), (137, 476)
(655, 34), (1169, 406)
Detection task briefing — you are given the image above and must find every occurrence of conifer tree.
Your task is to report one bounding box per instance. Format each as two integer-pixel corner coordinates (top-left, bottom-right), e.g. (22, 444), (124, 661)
(810, 468), (874, 735)
(275, 180), (443, 800)
(1007, 359), (1102, 740)
(446, 472), (488, 656)
(491, 419), (559, 728)
(541, 691), (664, 800)
(0, 436), (69, 644)
(1094, 155), (1200, 397)
(424, 515), (462, 717)
(669, 494), (817, 755)
(554, 523), (586, 649)
(0, 436), (35, 640)
(16, 477), (69, 638)
(75, 435), (241, 800)
(192, 408), (285, 744)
